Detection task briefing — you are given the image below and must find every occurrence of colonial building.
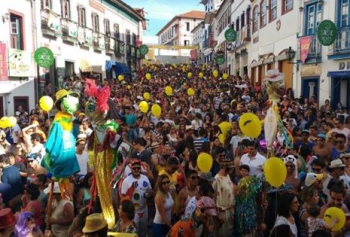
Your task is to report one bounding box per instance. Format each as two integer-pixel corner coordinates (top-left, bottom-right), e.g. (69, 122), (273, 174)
(154, 10), (205, 63)
(0, 0), (145, 116)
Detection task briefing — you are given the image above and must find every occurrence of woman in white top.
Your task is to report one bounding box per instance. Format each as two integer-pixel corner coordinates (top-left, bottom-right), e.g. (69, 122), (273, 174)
(191, 113), (203, 131)
(152, 174), (174, 237)
(271, 193), (299, 237)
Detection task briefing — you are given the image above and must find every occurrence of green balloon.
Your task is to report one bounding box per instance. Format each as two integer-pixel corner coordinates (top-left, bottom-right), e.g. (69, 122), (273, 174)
(34, 47), (54, 68)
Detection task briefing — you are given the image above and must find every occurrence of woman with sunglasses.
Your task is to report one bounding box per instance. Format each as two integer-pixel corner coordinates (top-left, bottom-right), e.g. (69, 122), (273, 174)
(15, 211), (43, 237)
(153, 174), (174, 237)
(283, 155), (300, 194)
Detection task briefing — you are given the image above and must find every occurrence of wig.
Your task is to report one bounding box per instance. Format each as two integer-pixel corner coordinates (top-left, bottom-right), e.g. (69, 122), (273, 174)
(15, 212), (38, 237)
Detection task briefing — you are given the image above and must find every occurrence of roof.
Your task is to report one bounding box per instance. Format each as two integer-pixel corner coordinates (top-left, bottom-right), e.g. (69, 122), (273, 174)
(107, 0), (146, 22)
(156, 10), (205, 36)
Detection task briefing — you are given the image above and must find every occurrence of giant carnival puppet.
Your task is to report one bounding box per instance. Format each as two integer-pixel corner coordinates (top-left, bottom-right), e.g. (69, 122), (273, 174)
(83, 78), (122, 228)
(41, 89), (81, 199)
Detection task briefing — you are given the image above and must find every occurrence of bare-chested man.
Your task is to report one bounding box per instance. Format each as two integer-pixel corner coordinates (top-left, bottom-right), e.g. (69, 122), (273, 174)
(312, 133), (332, 165)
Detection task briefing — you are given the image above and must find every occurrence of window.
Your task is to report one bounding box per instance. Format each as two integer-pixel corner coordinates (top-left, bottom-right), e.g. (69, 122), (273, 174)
(252, 5), (259, 33)
(10, 14), (24, 49)
(41, 0), (51, 9)
(132, 33), (136, 45)
(241, 12), (245, 28)
(92, 13), (99, 32)
(113, 23), (119, 39)
(269, 0), (277, 22)
(236, 18), (240, 31)
(305, 3), (323, 35)
(126, 30), (131, 44)
(339, 0), (349, 27)
(104, 19), (110, 35)
(61, 0), (70, 19)
(186, 22), (190, 31)
(282, 0), (293, 14)
(77, 6), (86, 27)
(260, 0), (267, 27)
(184, 40), (189, 46)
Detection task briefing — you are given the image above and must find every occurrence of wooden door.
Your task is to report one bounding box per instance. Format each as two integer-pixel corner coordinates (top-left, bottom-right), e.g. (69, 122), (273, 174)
(251, 67), (256, 86)
(280, 60), (293, 90)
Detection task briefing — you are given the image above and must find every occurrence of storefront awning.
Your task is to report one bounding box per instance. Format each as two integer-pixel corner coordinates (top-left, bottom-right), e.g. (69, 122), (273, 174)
(105, 60), (130, 74)
(327, 71), (350, 77)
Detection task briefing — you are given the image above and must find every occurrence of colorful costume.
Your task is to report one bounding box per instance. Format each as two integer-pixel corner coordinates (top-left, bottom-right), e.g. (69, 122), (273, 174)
(41, 89), (80, 199)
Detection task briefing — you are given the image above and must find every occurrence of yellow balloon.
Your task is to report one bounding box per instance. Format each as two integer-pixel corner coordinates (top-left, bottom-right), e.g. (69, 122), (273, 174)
(187, 72), (192, 78)
(187, 88), (195, 96)
(139, 101), (149, 113)
(223, 73), (228, 79)
(118, 75), (123, 81)
(197, 153), (213, 173)
(238, 113), (262, 138)
(143, 92), (150, 101)
(0, 117), (10, 128)
(8, 116), (17, 127)
(145, 73), (151, 80)
(39, 96), (54, 111)
(324, 207), (346, 231)
(199, 72), (204, 78)
(126, 85), (131, 90)
(165, 86), (173, 96)
(264, 157), (287, 188)
(151, 104), (162, 117)
(213, 70), (219, 78)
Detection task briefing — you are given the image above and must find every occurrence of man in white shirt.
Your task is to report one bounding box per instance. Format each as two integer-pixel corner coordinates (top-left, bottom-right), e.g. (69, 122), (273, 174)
(75, 138), (89, 175)
(11, 121), (21, 145)
(240, 141), (267, 177)
(121, 159), (153, 236)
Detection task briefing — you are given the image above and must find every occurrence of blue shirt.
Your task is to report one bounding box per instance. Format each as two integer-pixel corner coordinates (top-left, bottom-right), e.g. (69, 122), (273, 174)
(1, 166), (21, 197)
(42, 122), (80, 178)
(125, 114), (137, 126)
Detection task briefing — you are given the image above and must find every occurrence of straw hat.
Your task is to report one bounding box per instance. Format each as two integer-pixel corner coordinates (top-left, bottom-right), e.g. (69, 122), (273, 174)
(0, 208), (16, 229)
(82, 213), (107, 233)
(55, 89), (79, 109)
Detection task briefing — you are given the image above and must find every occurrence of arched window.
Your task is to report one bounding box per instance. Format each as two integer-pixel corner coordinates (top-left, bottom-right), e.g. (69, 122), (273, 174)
(260, 0), (267, 27)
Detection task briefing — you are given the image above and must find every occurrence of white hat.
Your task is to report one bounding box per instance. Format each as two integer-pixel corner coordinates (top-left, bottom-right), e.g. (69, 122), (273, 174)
(283, 155), (298, 178)
(305, 172), (324, 187)
(329, 159), (346, 169)
(264, 69), (284, 82)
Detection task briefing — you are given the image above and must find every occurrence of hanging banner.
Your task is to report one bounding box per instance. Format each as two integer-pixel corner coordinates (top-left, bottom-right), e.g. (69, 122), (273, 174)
(300, 36), (313, 63)
(48, 12), (60, 32)
(8, 48), (34, 77)
(190, 50), (197, 61)
(0, 43), (8, 81)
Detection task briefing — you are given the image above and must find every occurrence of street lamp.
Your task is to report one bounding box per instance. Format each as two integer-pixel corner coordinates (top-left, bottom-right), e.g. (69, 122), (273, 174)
(286, 46), (296, 64)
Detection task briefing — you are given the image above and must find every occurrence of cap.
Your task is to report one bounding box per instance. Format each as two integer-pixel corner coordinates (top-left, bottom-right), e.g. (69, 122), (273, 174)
(130, 158), (141, 166)
(317, 133), (326, 140)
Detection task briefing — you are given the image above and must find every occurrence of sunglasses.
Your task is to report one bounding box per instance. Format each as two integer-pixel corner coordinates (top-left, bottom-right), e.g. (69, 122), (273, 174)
(190, 176), (198, 180)
(336, 141), (344, 144)
(312, 168), (322, 173)
(132, 167), (141, 171)
(162, 181), (170, 185)
(218, 154), (226, 158)
(27, 160), (34, 163)
(286, 165), (295, 169)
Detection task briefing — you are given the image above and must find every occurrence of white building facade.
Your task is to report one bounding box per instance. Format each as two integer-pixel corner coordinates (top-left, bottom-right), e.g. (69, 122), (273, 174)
(154, 11), (205, 63)
(0, 0), (145, 116)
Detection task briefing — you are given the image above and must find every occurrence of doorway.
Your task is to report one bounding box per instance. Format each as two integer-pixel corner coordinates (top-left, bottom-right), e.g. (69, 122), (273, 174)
(301, 78), (319, 101)
(14, 96), (29, 114)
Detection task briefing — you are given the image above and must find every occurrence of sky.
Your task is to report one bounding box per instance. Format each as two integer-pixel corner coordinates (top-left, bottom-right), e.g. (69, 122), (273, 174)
(123, 0), (204, 40)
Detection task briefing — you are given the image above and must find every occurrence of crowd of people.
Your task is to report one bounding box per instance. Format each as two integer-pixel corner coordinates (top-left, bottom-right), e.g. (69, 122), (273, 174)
(1, 63), (350, 237)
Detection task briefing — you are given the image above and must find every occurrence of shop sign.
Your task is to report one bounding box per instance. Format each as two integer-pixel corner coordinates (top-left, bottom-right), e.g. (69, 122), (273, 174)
(8, 48), (34, 77)
(338, 61), (350, 70)
(317, 20), (337, 46)
(0, 43), (8, 81)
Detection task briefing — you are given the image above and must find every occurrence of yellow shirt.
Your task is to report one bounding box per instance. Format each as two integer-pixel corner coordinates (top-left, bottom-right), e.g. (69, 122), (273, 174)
(158, 169), (179, 213)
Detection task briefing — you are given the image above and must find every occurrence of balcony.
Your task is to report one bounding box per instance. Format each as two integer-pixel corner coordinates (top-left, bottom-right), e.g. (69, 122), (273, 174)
(105, 37), (115, 55)
(115, 40), (125, 56)
(61, 18), (78, 43)
(93, 33), (105, 52)
(232, 25), (251, 50)
(40, 9), (60, 37)
(329, 25), (350, 59)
